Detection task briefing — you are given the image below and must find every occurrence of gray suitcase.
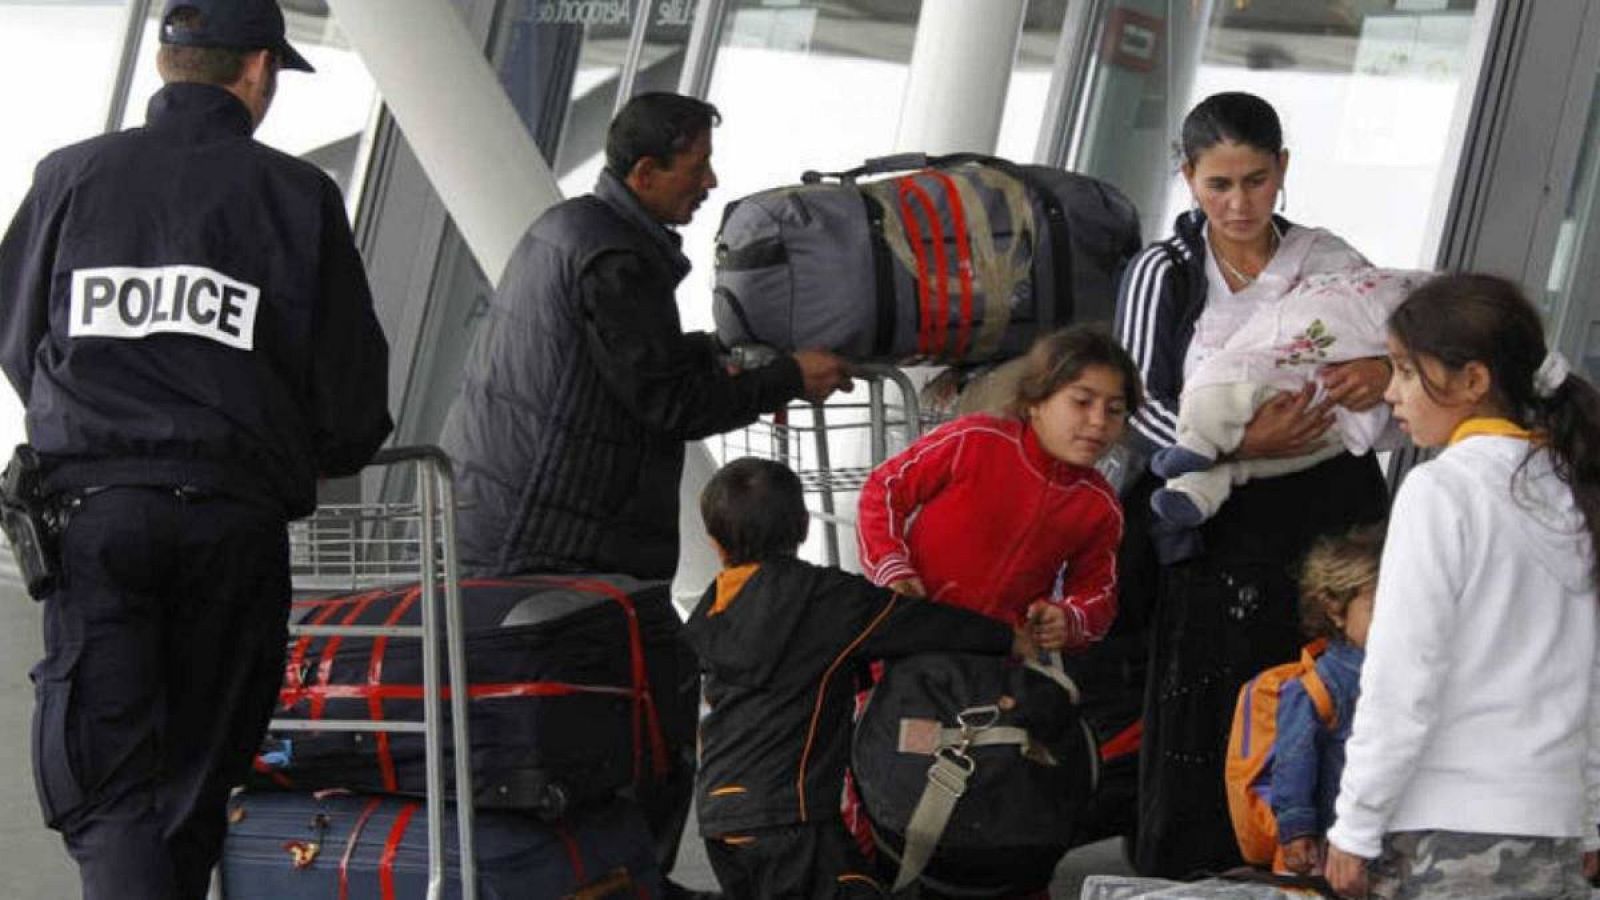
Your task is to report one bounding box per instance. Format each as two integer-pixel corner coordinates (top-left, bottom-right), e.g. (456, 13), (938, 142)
(712, 152), (1140, 365)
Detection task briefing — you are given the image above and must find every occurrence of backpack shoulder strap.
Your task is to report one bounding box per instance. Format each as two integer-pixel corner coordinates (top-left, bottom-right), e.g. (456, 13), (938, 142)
(1298, 641), (1337, 729)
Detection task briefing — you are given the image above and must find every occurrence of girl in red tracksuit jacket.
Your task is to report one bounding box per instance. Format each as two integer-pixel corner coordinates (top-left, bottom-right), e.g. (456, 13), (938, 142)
(857, 326), (1141, 650)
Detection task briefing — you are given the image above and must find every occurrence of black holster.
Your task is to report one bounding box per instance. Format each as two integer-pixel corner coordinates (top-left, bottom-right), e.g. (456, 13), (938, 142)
(0, 445), (58, 599)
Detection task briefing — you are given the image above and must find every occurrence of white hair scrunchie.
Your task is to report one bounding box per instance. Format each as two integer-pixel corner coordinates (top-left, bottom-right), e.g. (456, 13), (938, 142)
(1533, 350), (1571, 398)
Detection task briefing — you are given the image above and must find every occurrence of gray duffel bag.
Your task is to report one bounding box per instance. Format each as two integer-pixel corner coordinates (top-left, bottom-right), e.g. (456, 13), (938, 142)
(712, 152), (1141, 365)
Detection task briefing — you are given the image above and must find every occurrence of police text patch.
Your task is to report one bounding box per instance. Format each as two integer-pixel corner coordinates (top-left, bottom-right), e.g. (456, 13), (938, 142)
(70, 265), (259, 350)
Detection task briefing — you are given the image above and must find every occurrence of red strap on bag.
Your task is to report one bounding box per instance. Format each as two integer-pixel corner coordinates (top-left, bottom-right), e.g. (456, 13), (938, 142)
(555, 822), (587, 884)
(529, 576), (670, 782)
(338, 797), (384, 900)
(1099, 720), (1141, 762)
(275, 577), (669, 788)
(924, 170), (975, 359)
(250, 754), (294, 789)
(899, 179), (950, 356)
(310, 589), (388, 720)
(379, 802), (420, 900)
(897, 181), (935, 356)
(283, 588), (382, 710)
(369, 587), (423, 791)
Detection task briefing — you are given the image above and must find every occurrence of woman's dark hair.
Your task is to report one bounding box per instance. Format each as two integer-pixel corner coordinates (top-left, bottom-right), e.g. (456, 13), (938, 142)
(1179, 91), (1284, 166)
(1389, 273), (1600, 578)
(1299, 523), (1385, 642)
(605, 92), (721, 178)
(700, 458), (810, 565)
(1006, 326), (1143, 418)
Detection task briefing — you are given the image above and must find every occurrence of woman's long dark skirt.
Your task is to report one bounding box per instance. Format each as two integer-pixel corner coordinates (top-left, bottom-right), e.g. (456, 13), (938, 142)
(1130, 452), (1389, 879)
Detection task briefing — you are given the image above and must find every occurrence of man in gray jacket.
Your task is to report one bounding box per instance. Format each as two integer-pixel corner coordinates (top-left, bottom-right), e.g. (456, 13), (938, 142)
(439, 92), (849, 898)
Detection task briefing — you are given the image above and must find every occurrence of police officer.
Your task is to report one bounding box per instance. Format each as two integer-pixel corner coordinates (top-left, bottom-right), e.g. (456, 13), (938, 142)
(0, 2), (391, 897)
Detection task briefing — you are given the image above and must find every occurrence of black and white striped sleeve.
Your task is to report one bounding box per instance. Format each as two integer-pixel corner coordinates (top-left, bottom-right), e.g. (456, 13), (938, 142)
(1113, 245), (1183, 455)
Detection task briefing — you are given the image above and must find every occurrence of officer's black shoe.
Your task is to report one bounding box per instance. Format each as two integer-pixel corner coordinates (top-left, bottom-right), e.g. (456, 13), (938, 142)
(661, 878), (723, 900)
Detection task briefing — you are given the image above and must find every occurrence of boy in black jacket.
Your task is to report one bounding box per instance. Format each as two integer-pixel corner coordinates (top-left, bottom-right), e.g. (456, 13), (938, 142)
(683, 458), (1030, 899)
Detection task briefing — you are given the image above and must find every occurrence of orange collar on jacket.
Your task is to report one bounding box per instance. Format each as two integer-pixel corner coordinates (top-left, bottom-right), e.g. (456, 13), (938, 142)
(709, 563), (761, 617)
(1448, 417), (1537, 446)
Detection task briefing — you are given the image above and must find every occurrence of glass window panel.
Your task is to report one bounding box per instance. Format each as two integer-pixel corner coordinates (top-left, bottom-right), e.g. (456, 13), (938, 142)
(1543, 65), (1600, 381)
(681, 0), (924, 333)
(489, 0), (629, 191)
(996, 0), (1069, 163)
(0, 0), (130, 464)
(394, 0), (708, 449)
(1069, 0), (1488, 269)
(684, 0), (925, 568)
(118, 2), (379, 202)
(0, 1), (126, 219)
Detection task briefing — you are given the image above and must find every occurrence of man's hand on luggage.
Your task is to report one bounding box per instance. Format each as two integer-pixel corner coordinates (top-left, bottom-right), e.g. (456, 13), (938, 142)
(1324, 843), (1370, 898)
(1281, 836), (1323, 875)
(889, 577), (926, 597)
(793, 349), (854, 403)
(1025, 601), (1069, 651)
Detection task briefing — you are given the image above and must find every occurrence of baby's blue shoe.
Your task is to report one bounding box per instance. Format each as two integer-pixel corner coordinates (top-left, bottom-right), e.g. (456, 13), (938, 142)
(1151, 488), (1207, 527)
(1150, 446), (1215, 478)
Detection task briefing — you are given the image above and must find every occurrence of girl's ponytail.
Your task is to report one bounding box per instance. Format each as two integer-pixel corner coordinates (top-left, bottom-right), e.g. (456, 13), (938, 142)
(1390, 273), (1600, 575)
(1531, 363), (1600, 572)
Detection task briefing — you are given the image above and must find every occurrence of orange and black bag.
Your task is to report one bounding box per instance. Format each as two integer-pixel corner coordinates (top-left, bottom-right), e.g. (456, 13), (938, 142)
(1224, 639), (1337, 870)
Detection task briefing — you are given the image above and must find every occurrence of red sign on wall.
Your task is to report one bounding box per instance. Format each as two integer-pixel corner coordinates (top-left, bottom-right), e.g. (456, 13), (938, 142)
(1103, 8), (1165, 72)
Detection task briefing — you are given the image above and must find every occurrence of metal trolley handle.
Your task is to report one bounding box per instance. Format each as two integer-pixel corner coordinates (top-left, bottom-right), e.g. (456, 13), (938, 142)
(269, 444), (478, 900)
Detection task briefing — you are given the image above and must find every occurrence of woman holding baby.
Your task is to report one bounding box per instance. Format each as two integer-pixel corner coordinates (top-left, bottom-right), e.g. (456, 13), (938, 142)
(1112, 90), (1393, 878)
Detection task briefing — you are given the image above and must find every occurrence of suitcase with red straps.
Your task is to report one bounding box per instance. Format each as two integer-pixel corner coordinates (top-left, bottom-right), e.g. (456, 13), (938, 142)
(220, 790), (660, 899)
(251, 574), (697, 818)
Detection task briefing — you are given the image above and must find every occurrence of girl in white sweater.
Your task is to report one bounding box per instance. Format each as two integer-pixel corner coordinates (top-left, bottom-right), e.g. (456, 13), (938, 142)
(1325, 274), (1600, 898)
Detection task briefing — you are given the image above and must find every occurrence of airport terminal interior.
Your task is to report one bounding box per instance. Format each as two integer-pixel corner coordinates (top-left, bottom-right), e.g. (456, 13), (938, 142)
(1, 0), (1598, 896)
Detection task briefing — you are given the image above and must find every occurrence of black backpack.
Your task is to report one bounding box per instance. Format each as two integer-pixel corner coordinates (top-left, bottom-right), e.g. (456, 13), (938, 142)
(852, 652), (1099, 896)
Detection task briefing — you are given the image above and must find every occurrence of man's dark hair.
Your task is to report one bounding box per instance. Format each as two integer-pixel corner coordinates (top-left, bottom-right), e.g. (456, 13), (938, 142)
(605, 92), (721, 178)
(156, 7), (248, 85)
(701, 458), (809, 565)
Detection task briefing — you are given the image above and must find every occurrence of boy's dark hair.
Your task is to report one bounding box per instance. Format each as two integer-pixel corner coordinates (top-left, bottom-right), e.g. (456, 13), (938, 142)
(1006, 325), (1143, 418)
(1179, 91), (1284, 166)
(605, 92), (721, 179)
(1390, 273), (1600, 583)
(701, 458), (810, 565)
(1299, 523), (1385, 642)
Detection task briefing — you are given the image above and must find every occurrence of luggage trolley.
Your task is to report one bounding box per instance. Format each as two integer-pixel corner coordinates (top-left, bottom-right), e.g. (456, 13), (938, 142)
(262, 445), (479, 900)
(719, 363), (928, 565)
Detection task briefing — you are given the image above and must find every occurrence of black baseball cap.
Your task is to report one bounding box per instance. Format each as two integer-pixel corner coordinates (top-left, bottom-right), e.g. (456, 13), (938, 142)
(159, 0), (315, 72)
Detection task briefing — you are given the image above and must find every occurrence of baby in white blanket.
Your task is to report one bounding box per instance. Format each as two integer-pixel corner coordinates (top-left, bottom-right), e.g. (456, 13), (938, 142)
(1151, 268), (1430, 526)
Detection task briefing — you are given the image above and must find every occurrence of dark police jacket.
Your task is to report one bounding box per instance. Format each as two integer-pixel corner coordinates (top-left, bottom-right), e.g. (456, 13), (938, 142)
(684, 556), (1014, 836)
(440, 171), (802, 579)
(0, 83), (391, 518)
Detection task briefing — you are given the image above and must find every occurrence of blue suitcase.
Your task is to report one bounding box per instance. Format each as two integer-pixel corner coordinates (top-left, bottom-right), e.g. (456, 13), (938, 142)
(221, 790), (660, 899)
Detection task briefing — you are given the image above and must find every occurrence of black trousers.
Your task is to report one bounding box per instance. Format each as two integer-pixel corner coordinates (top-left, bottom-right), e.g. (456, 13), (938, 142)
(31, 487), (290, 900)
(706, 821), (886, 900)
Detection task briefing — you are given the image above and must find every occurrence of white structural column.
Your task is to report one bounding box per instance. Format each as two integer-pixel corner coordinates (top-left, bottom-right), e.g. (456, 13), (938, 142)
(324, 0), (562, 285)
(894, 0), (1028, 155)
